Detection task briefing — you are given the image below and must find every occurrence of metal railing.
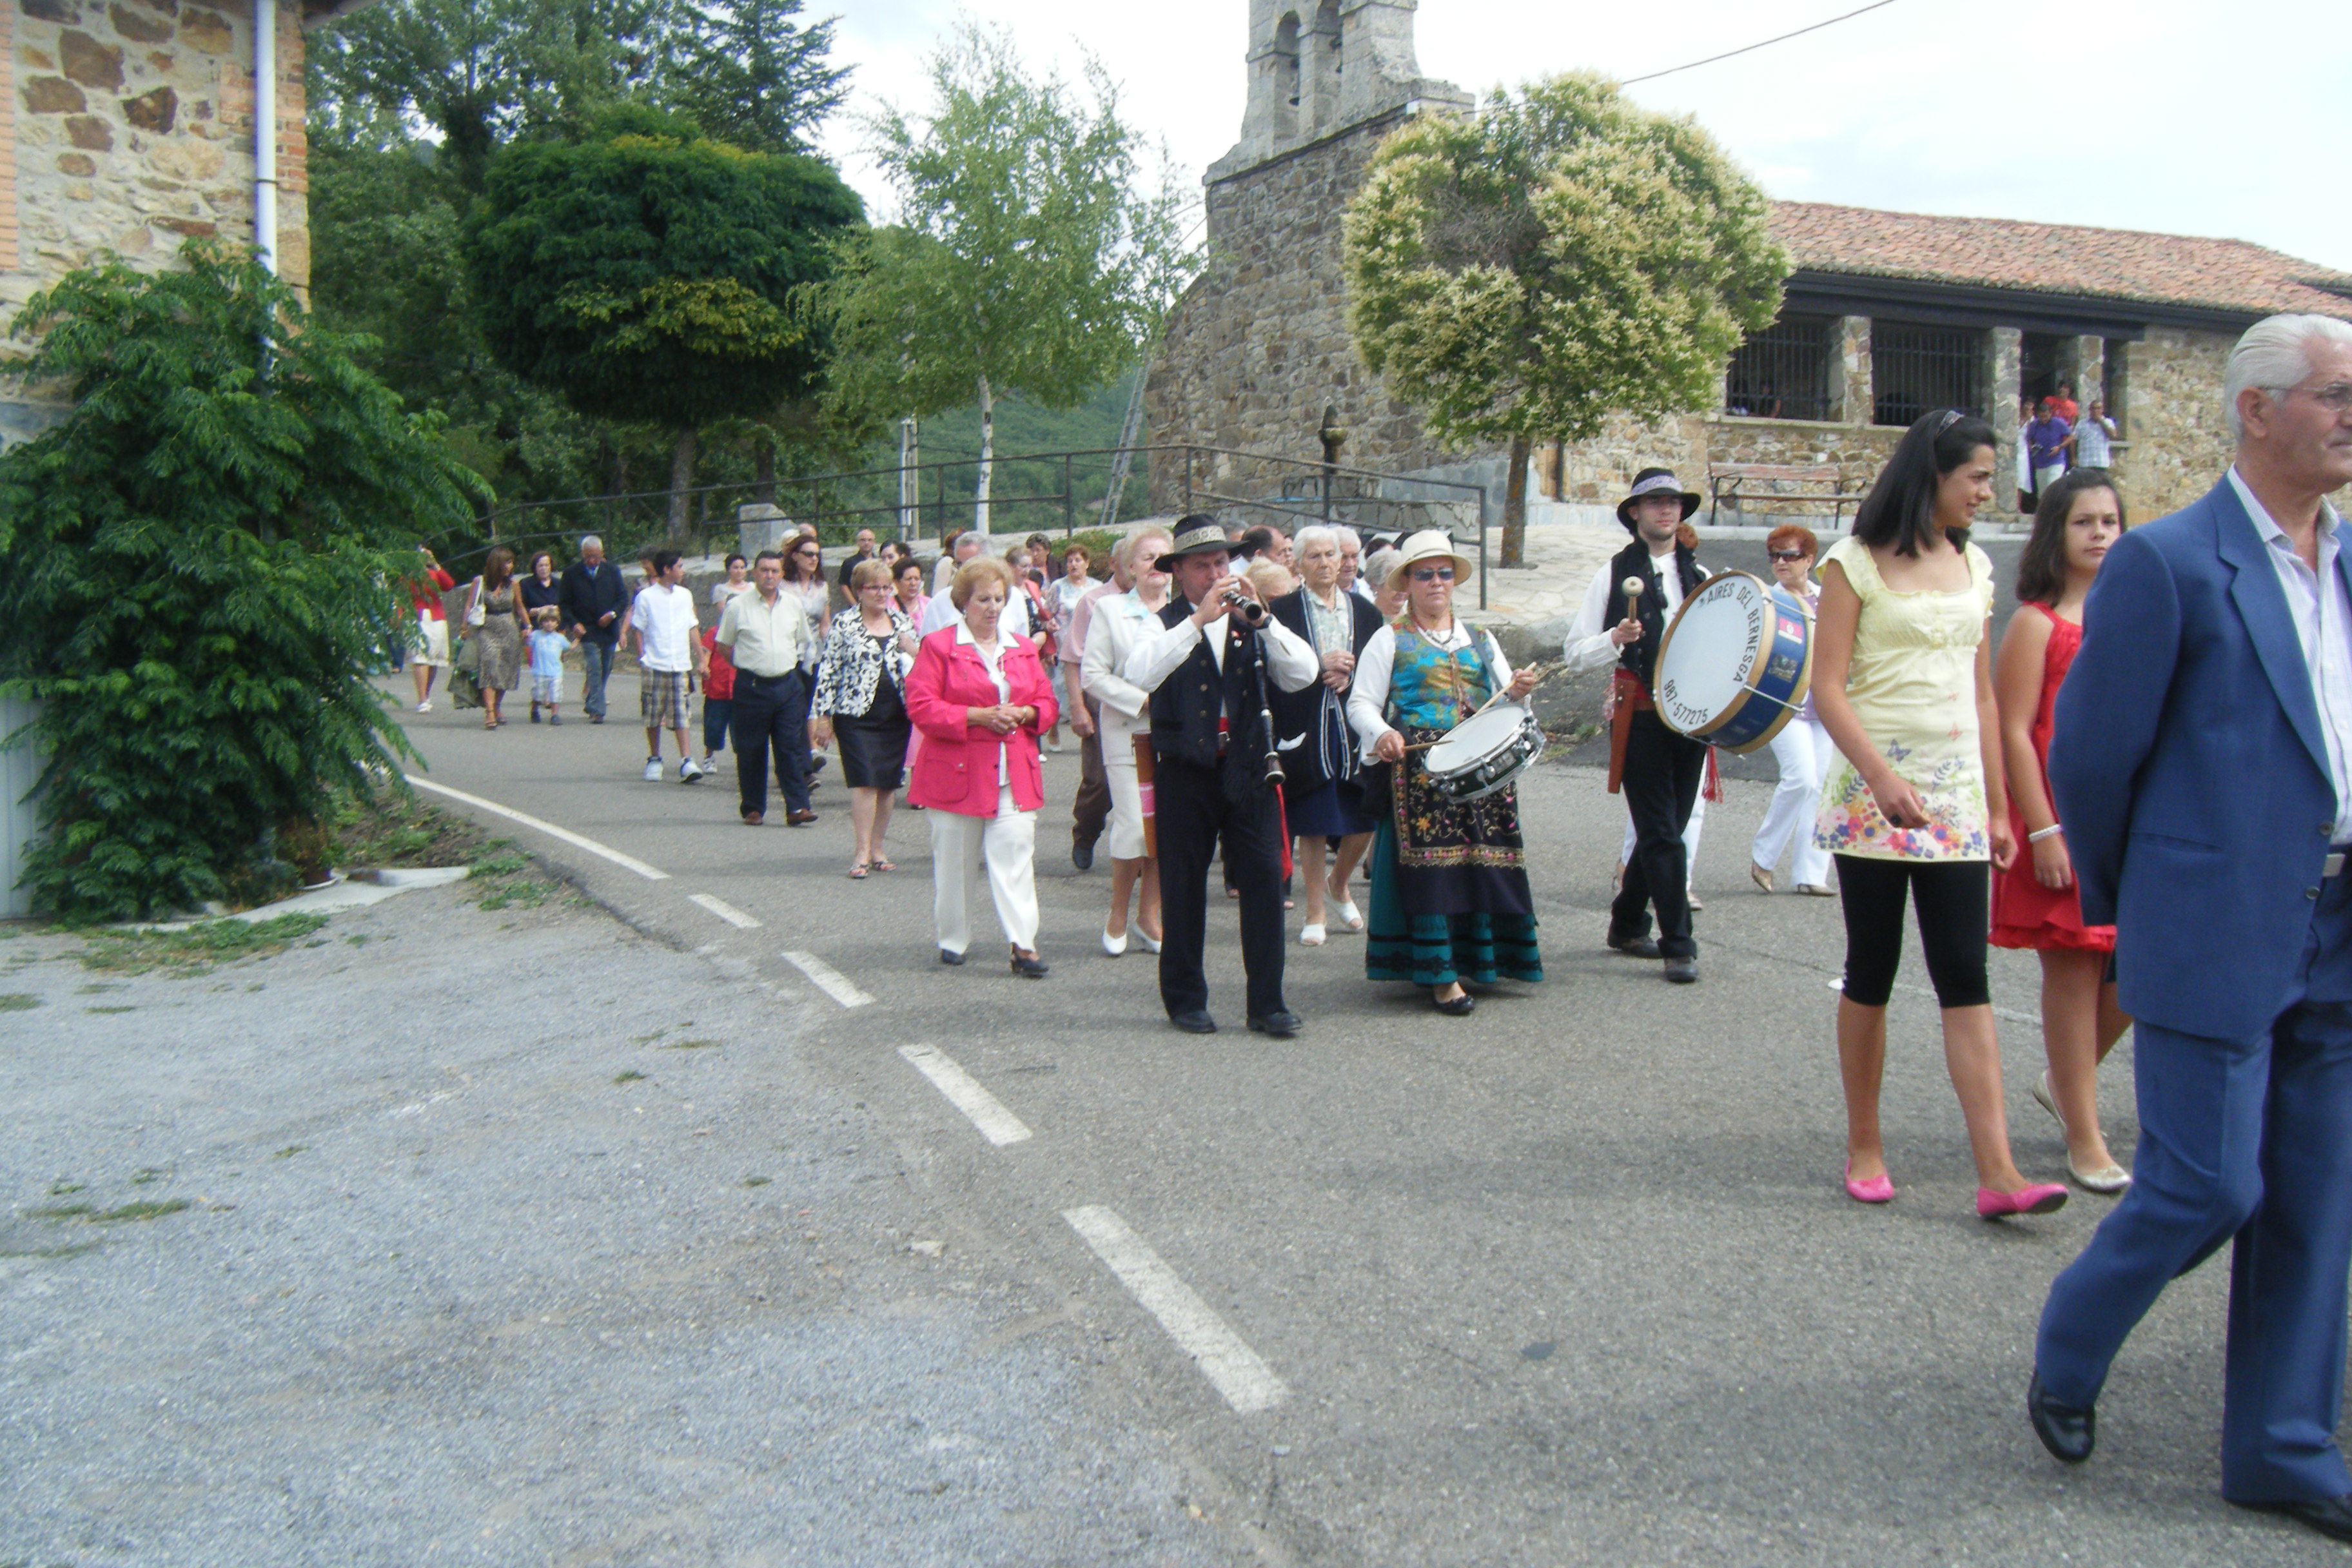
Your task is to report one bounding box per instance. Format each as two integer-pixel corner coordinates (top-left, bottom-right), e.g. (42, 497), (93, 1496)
(436, 443), (1495, 607)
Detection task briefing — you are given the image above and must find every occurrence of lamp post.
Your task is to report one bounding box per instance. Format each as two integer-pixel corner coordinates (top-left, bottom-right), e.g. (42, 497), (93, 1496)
(1318, 403), (1346, 525)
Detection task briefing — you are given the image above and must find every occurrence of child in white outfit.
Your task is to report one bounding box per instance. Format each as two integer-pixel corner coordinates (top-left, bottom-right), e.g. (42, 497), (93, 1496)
(528, 609), (569, 725)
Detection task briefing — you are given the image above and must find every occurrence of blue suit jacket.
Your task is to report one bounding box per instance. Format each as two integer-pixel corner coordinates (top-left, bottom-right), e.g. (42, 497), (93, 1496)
(2049, 478), (2350, 1040)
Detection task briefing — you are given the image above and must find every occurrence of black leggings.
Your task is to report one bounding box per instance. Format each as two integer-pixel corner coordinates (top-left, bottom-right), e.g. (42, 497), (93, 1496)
(1834, 855), (1991, 1010)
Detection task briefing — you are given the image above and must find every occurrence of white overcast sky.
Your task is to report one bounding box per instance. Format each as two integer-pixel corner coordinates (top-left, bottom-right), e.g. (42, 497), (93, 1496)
(814, 0), (2352, 276)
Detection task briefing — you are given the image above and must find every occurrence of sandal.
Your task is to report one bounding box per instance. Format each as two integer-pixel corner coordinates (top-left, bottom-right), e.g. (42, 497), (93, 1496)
(870, 857), (897, 872)
(848, 862), (871, 879)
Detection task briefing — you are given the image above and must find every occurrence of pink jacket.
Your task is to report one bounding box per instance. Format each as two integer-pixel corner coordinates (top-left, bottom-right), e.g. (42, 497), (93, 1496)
(904, 626), (1060, 816)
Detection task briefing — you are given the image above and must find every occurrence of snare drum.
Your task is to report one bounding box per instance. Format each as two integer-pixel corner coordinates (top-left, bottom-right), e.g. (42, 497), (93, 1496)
(1652, 571), (1812, 753)
(1421, 702), (1544, 802)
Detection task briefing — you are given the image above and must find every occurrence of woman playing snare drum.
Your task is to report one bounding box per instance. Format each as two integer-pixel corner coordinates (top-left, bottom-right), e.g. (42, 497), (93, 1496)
(1348, 531), (1542, 1015)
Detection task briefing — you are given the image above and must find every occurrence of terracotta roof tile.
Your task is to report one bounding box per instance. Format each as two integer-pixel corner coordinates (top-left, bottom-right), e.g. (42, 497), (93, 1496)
(1770, 201), (2352, 320)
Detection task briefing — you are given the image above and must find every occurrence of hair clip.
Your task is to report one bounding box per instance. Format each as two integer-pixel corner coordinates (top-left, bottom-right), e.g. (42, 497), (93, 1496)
(1934, 409), (1961, 434)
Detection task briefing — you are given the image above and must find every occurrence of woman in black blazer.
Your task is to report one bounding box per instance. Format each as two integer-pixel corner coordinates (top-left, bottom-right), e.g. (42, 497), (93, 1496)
(1270, 525), (1386, 945)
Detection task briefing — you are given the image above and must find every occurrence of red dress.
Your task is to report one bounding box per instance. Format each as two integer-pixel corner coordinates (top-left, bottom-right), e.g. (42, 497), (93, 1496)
(1990, 603), (2115, 952)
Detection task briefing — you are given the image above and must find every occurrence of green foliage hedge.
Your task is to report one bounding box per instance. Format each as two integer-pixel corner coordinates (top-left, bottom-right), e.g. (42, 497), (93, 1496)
(0, 242), (487, 921)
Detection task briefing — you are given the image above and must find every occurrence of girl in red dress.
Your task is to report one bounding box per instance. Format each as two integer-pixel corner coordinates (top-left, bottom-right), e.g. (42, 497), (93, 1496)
(1992, 467), (2132, 1193)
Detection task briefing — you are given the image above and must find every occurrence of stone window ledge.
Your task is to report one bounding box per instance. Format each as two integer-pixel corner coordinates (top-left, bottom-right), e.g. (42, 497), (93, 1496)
(1709, 413), (1861, 431)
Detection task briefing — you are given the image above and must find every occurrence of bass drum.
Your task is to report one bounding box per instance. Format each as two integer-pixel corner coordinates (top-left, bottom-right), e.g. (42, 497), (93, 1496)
(1652, 571), (1812, 753)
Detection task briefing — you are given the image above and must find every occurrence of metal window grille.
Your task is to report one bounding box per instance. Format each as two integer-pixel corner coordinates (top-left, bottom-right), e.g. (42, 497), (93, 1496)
(1724, 314), (1834, 421)
(2102, 341), (2124, 436)
(1871, 322), (1984, 427)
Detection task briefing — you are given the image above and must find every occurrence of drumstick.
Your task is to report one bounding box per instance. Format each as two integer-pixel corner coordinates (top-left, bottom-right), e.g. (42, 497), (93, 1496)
(1622, 576), (1647, 622)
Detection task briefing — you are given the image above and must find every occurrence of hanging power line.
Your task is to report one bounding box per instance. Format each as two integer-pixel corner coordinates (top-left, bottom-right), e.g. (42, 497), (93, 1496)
(1620, 0), (1903, 86)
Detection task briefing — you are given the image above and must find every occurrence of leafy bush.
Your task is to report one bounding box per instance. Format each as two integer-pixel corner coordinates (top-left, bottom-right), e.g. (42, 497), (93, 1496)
(0, 241), (487, 921)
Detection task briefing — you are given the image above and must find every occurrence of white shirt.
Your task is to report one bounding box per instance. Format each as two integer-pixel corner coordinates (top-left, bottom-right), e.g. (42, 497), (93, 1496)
(2074, 415), (2116, 467)
(1121, 603), (1319, 697)
(2230, 466), (2352, 838)
(1347, 620), (1515, 764)
(1081, 589), (1166, 732)
(920, 587), (1030, 640)
(714, 586), (805, 678)
(1562, 551), (1689, 674)
(955, 619), (1014, 779)
(631, 583), (698, 673)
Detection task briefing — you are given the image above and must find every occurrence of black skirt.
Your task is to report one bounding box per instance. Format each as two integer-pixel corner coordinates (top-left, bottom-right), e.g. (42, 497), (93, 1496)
(838, 678), (911, 790)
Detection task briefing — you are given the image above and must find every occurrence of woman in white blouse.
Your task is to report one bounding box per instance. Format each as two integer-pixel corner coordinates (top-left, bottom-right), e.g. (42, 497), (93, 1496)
(1079, 527), (1173, 956)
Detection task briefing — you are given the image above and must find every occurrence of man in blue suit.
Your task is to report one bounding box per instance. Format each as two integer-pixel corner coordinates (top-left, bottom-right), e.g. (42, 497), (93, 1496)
(2029, 313), (2352, 1544)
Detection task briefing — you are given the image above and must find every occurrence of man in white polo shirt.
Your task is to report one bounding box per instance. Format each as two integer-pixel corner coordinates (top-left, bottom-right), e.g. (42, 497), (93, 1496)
(629, 549), (708, 784)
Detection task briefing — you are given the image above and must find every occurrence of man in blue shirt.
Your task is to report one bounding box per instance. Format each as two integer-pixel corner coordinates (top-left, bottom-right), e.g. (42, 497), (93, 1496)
(2027, 398), (2073, 500)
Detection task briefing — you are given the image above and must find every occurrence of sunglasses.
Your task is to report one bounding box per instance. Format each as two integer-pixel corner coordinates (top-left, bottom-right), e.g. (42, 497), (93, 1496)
(1410, 565), (1456, 583)
(1767, 549), (1810, 562)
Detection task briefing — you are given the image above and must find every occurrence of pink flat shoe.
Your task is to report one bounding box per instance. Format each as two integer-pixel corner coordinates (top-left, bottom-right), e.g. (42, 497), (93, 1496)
(1977, 1182), (2068, 1220)
(1843, 1159), (1893, 1204)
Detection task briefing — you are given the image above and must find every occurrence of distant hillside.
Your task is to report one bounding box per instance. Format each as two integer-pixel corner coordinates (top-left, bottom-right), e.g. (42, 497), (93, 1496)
(881, 371), (1155, 534)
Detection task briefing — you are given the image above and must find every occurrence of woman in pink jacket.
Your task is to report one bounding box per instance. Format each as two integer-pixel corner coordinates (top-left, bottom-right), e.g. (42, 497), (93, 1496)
(905, 557), (1060, 976)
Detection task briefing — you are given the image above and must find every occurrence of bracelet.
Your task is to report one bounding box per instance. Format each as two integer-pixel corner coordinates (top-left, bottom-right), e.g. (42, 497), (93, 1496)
(2027, 823), (2064, 843)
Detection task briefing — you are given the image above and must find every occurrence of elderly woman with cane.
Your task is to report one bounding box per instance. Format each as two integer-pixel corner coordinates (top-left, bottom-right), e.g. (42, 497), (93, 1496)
(905, 557), (1059, 975)
(1348, 532), (1542, 1014)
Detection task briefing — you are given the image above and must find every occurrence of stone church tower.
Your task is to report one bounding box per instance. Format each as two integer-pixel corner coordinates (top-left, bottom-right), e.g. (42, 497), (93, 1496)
(1146, 0), (1477, 509)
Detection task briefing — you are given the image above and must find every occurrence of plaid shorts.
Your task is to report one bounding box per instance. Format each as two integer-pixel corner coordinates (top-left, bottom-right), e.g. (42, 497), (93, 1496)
(532, 672), (563, 705)
(640, 670), (689, 729)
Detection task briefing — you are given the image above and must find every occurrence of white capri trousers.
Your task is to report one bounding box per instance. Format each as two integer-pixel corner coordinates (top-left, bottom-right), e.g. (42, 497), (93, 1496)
(1750, 713), (1834, 887)
(1101, 729), (1147, 862)
(929, 781), (1040, 955)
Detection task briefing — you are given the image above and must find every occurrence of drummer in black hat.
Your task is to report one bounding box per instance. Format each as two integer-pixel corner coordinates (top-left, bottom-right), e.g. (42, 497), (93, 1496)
(1561, 467), (1709, 983)
(1121, 515), (1322, 1035)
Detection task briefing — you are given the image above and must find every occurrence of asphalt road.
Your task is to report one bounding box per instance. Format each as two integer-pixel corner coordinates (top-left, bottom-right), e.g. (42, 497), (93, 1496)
(308, 647), (2352, 1567)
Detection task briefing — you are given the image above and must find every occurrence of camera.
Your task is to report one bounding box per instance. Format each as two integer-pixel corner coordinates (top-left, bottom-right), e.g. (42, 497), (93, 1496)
(1222, 585), (1268, 626)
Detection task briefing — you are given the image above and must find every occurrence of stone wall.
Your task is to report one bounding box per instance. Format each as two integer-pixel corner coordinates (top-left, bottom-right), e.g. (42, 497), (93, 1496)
(2110, 327), (2233, 519)
(3, 0), (306, 421)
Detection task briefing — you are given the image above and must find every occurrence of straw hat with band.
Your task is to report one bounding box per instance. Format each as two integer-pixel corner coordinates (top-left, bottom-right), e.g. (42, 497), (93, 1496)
(1383, 529), (1475, 592)
(1615, 467), (1703, 533)
(1162, 516), (1236, 560)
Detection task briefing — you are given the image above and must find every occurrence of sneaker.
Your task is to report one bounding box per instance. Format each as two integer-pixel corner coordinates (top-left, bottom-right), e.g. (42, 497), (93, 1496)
(415, 701), (433, 714)
(679, 758), (705, 784)
(643, 759), (663, 781)
(548, 714), (562, 727)
(698, 754), (718, 772)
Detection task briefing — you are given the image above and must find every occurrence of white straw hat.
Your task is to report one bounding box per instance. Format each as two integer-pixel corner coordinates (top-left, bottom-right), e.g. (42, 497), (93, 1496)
(1383, 529), (1475, 592)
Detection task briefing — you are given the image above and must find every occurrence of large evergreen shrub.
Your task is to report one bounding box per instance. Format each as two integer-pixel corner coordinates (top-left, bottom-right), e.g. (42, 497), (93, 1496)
(0, 242), (487, 921)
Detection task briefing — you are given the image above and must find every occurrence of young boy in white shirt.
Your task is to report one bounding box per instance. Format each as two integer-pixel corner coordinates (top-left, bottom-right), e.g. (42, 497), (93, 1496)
(630, 549), (710, 782)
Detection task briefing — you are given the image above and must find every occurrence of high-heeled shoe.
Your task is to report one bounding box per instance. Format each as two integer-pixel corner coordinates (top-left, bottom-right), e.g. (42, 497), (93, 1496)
(1102, 926), (1127, 957)
(1844, 1158), (1894, 1204)
(1977, 1182), (2068, 1219)
(1010, 947), (1050, 979)
(1132, 928), (1162, 954)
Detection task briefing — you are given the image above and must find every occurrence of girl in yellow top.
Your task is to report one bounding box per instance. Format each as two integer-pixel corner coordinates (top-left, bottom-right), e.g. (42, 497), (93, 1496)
(1812, 409), (2066, 1221)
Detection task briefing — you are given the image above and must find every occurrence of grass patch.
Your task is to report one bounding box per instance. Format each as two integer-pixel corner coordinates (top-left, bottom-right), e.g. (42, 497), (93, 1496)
(631, 1028), (668, 1044)
(273, 1144), (307, 1159)
(90, 1198), (190, 1224)
(74, 913), (331, 977)
(613, 1069), (646, 1084)
(467, 838), (558, 912)
(0, 1240), (101, 1260)
(26, 1202), (95, 1219)
(742, 1175), (772, 1188)
(325, 783), (493, 870)
(0, 993), (37, 1011)
(48, 1180), (84, 1196)
(86, 1004), (137, 1014)
(130, 1168), (165, 1186)
(663, 1038), (723, 1051)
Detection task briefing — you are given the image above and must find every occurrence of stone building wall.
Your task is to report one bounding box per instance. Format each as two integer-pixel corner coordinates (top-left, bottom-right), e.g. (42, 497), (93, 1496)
(2110, 326), (2233, 520)
(3, 0), (307, 438)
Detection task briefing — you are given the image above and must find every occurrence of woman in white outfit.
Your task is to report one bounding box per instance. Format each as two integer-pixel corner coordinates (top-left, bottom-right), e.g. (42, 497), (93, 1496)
(1080, 526), (1173, 955)
(1750, 524), (1838, 895)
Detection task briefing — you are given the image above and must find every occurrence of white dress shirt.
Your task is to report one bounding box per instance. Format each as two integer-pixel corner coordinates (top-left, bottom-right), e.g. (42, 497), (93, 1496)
(921, 586), (1030, 640)
(714, 586), (805, 677)
(956, 619), (1015, 779)
(1122, 603), (1319, 696)
(2229, 466), (2352, 838)
(1347, 620), (1515, 764)
(1562, 551), (1690, 674)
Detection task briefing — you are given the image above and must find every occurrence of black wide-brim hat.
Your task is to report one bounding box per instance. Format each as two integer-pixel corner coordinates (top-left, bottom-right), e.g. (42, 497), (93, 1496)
(1616, 468), (1703, 532)
(1163, 516), (1235, 560)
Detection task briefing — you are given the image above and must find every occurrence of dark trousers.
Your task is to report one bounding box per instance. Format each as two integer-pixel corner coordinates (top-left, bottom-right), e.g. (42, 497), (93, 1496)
(2038, 881), (2352, 1500)
(1155, 755), (1286, 1020)
(702, 696), (732, 757)
(1832, 855), (1990, 1008)
(580, 638), (616, 719)
(1610, 711), (1706, 958)
(733, 671), (810, 817)
(1072, 699), (1110, 849)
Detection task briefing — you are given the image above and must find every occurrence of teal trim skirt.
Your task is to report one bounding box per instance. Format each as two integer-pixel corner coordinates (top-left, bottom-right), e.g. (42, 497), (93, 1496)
(1363, 818), (1543, 987)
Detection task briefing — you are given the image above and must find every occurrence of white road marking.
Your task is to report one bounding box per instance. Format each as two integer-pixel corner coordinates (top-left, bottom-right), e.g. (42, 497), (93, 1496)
(897, 1044), (1032, 1146)
(688, 893), (761, 929)
(781, 950), (874, 1008)
(1061, 1206), (1287, 1415)
(404, 776), (670, 881)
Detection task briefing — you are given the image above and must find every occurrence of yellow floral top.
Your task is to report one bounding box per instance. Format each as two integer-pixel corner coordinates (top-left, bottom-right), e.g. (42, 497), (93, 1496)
(1813, 534), (1995, 862)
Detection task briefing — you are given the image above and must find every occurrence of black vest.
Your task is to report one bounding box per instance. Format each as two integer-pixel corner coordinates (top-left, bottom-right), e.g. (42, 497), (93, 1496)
(1148, 598), (1271, 795)
(1605, 539), (1704, 687)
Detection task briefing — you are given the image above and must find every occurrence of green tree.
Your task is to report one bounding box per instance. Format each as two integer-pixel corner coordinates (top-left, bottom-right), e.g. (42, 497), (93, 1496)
(653, 0), (848, 157)
(0, 242), (487, 922)
(821, 24), (1195, 533)
(462, 105), (865, 539)
(1344, 72), (1787, 565)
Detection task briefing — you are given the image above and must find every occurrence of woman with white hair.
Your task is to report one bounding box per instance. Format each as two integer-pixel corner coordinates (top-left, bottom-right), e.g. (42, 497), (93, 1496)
(1081, 526), (1174, 954)
(1271, 524), (1384, 943)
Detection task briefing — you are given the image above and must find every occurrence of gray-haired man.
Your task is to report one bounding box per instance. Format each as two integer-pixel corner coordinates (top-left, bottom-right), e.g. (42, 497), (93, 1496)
(557, 534), (628, 723)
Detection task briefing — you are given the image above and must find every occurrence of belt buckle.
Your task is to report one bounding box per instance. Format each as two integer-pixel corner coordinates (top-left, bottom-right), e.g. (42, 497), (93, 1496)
(2328, 852), (2346, 879)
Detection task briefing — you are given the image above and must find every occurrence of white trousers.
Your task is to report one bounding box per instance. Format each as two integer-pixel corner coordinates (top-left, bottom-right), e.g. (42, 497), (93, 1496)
(930, 782), (1039, 955)
(1623, 792), (1705, 892)
(1750, 714), (1834, 887)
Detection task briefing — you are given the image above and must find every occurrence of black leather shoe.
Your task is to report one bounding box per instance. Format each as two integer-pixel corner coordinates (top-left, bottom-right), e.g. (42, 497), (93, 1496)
(1663, 955), (1699, 983)
(2027, 1371), (2095, 1464)
(1433, 990), (1475, 1016)
(1072, 839), (1095, 872)
(2231, 1494), (2352, 1544)
(1608, 934), (1662, 959)
(1010, 948), (1050, 979)
(1247, 1010), (1303, 1037)
(939, 948), (966, 966)
(1170, 1010), (1217, 1034)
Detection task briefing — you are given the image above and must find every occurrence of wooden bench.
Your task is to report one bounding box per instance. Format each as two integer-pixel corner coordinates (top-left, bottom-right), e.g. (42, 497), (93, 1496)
(1707, 462), (1855, 529)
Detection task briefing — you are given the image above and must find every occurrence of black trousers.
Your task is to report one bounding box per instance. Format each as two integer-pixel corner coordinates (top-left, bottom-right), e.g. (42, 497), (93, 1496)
(1155, 755), (1288, 1020)
(1610, 711), (1707, 959)
(733, 670), (811, 817)
(1072, 698), (1110, 849)
(1832, 854), (1991, 1008)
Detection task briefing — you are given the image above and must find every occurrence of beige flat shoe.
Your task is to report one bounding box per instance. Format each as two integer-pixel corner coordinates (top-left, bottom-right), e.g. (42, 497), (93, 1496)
(2068, 1158), (2131, 1194)
(1750, 863), (1774, 893)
